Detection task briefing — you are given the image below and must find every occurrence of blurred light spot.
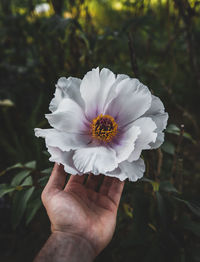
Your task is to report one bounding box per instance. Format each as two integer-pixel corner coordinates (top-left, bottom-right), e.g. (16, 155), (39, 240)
(113, 2), (123, 10)
(63, 12), (73, 18)
(35, 3), (50, 14)
(0, 99), (14, 107)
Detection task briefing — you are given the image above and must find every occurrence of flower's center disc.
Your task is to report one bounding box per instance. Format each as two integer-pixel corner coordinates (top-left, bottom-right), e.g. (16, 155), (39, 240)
(91, 114), (118, 142)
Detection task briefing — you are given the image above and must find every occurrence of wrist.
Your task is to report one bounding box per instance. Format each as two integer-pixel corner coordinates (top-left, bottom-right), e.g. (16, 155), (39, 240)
(53, 231), (97, 259)
(34, 231), (96, 262)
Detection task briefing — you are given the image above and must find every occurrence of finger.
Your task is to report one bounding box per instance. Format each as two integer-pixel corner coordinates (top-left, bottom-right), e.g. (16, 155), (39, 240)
(45, 163), (66, 192)
(107, 179), (124, 207)
(99, 176), (124, 206)
(99, 176), (113, 195)
(85, 173), (103, 191)
(66, 174), (85, 189)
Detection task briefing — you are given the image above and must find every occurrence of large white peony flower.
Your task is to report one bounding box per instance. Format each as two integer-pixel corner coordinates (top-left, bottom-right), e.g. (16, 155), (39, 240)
(35, 68), (168, 181)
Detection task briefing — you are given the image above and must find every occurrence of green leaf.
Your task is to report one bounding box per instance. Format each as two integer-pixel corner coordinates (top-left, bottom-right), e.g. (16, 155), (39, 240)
(41, 167), (52, 174)
(21, 176), (33, 186)
(25, 198), (42, 225)
(0, 184), (16, 198)
(0, 163), (23, 176)
(161, 141), (175, 155)
(11, 170), (31, 186)
(24, 160), (36, 169)
(183, 132), (195, 143)
(173, 197), (200, 217)
(166, 124), (195, 142)
(38, 175), (49, 187)
(140, 178), (159, 191)
(11, 187), (35, 229)
(166, 124), (180, 135)
(159, 181), (179, 193)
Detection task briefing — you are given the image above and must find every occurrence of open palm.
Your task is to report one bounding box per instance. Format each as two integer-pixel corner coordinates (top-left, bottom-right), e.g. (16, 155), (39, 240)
(42, 164), (124, 255)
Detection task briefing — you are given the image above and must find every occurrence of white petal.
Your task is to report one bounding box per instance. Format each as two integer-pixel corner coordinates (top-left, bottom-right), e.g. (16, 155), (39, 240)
(80, 68), (116, 120)
(105, 78), (152, 127)
(47, 146), (79, 175)
(105, 167), (127, 181)
(111, 125), (141, 163)
(103, 73), (130, 112)
(35, 128), (90, 151)
(119, 158), (145, 181)
(73, 146), (118, 174)
(106, 158), (145, 182)
(144, 95), (168, 130)
(46, 98), (90, 134)
(144, 95), (168, 149)
(49, 77), (84, 112)
(128, 117), (157, 162)
(150, 132), (165, 149)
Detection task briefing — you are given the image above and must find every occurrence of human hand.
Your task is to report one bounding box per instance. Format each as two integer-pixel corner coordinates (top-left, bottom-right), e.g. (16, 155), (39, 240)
(41, 163), (124, 257)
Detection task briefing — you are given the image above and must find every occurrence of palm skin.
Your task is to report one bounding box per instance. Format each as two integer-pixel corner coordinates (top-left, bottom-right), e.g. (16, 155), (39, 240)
(42, 164), (124, 256)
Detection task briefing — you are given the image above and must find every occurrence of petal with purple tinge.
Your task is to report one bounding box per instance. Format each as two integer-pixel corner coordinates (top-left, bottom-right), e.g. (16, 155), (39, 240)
(105, 78), (152, 127)
(110, 125), (141, 163)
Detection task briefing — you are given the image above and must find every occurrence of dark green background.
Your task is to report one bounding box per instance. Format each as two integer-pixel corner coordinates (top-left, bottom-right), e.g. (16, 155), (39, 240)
(0, 0), (200, 261)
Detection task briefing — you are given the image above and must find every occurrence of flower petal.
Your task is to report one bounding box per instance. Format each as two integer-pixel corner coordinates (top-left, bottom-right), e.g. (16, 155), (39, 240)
(46, 98), (90, 134)
(35, 128), (90, 151)
(104, 167), (127, 181)
(103, 74), (130, 111)
(128, 117), (157, 162)
(80, 68), (116, 120)
(144, 95), (168, 149)
(106, 158), (145, 182)
(49, 77), (84, 112)
(73, 146), (118, 174)
(47, 146), (79, 175)
(119, 158), (145, 181)
(105, 78), (152, 127)
(111, 125), (141, 163)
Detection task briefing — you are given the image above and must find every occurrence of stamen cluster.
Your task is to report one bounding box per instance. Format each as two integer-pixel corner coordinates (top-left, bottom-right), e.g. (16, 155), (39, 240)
(91, 114), (118, 142)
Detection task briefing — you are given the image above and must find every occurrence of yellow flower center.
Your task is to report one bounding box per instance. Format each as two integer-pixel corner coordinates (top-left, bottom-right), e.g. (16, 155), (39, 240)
(91, 114), (118, 142)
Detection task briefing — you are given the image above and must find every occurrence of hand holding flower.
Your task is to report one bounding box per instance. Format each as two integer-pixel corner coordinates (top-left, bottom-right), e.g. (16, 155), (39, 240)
(34, 163), (124, 262)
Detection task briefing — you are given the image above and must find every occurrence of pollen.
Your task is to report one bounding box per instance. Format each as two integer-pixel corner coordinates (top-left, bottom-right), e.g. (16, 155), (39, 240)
(91, 114), (118, 142)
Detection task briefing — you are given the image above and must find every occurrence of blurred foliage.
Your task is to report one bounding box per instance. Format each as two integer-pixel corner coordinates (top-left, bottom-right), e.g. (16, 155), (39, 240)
(0, 0), (200, 261)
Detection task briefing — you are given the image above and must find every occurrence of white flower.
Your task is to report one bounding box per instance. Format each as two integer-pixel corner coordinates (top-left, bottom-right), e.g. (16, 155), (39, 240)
(35, 68), (168, 181)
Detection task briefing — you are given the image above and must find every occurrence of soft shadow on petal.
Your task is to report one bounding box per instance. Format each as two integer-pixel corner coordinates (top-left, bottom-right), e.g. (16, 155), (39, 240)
(46, 98), (90, 134)
(35, 128), (91, 151)
(144, 95), (168, 149)
(49, 77), (84, 112)
(73, 146), (118, 175)
(105, 167), (127, 181)
(106, 158), (145, 182)
(103, 74), (130, 112)
(150, 132), (165, 149)
(119, 158), (145, 182)
(110, 125), (141, 163)
(105, 78), (152, 128)
(47, 146), (79, 175)
(80, 67), (116, 120)
(128, 117), (157, 162)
